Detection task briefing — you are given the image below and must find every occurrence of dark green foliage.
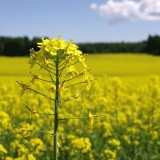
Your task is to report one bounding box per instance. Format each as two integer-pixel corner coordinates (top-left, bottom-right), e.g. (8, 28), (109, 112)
(0, 35), (160, 56)
(78, 41), (147, 54)
(146, 35), (160, 55)
(0, 36), (41, 56)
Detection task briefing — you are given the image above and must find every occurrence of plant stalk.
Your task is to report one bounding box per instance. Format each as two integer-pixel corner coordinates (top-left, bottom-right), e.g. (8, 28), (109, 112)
(54, 55), (59, 160)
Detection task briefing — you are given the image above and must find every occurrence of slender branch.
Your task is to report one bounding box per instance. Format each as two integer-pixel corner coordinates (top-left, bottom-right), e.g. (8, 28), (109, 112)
(59, 117), (87, 120)
(63, 73), (82, 82)
(65, 81), (85, 89)
(30, 129), (54, 135)
(48, 62), (56, 68)
(58, 61), (68, 78)
(38, 77), (52, 83)
(13, 125), (54, 135)
(59, 98), (71, 103)
(28, 87), (55, 101)
(36, 62), (56, 76)
(26, 106), (54, 116)
(63, 61), (79, 70)
(48, 71), (56, 85)
(59, 114), (102, 121)
(48, 66), (56, 70)
(58, 60), (67, 68)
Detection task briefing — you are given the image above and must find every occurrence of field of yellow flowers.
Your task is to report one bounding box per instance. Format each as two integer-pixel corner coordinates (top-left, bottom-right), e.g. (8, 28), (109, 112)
(0, 54), (160, 160)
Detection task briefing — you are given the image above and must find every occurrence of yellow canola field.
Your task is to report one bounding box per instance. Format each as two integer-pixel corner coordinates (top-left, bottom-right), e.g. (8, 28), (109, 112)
(0, 54), (160, 160)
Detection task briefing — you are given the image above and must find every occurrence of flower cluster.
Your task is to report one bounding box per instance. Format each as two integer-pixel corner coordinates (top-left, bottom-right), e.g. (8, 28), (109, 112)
(28, 35), (87, 69)
(15, 35), (99, 160)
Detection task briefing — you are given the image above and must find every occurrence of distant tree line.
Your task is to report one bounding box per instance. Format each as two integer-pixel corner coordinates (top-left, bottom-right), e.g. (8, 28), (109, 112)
(0, 35), (160, 56)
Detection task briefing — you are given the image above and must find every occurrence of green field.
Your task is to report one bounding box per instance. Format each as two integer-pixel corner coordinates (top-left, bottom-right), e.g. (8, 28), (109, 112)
(1, 54), (160, 160)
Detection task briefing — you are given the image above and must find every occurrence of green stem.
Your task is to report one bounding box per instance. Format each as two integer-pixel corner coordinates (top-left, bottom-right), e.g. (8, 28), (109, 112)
(48, 71), (56, 85)
(58, 61), (68, 78)
(54, 54), (59, 160)
(36, 61), (56, 76)
(13, 125), (54, 135)
(16, 81), (55, 101)
(38, 77), (52, 83)
(59, 60), (78, 71)
(65, 81), (85, 89)
(59, 116), (88, 120)
(30, 129), (54, 135)
(59, 114), (102, 120)
(28, 87), (55, 101)
(26, 106), (54, 116)
(63, 72), (83, 82)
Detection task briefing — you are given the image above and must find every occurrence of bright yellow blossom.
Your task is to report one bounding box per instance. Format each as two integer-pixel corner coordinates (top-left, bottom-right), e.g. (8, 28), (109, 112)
(84, 77), (96, 90)
(48, 84), (56, 94)
(88, 112), (102, 125)
(78, 54), (88, 68)
(0, 144), (8, 154)
(88, 112), (95, 125)
(67, 65), (78, 78)
(17, 81), (30, 96)
(72, 90), (81, 101)
(29, 105), (37, 119)
(17, 124), (30, 137)
(28, 154), (36, 160)
(58, 82), (67, 94)
(81, 68), (91, 80)
(104, 149), (117, 159)
(30, 72), (39, 84)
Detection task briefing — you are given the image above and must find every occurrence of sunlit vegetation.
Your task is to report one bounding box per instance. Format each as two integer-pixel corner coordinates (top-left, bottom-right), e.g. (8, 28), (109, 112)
(0, 54), (160, 159)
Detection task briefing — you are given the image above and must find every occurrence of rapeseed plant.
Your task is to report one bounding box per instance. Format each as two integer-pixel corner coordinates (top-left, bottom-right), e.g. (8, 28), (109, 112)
(16, 35), (101, 160)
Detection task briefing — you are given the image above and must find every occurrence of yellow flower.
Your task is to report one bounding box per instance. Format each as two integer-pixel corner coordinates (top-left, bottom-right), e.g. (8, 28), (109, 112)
(84, 77), (96, 90)
(71, 90), (81, 101)
(66, 39), (79, 54)
(28, 48), (37, 68)
(104, 149), (117, 159)
(41, 38), (58, 56)
(28, 154), (36, 160)
(78, 54), (88, 68)
(67, 66), (78, 78)
(29, 105), (37, 119)
(108, 139), (121, 148)
(0, 144), (8, 154)
(66, 55), (74, 63)
(81, 68), (91, 80)
(123, 135), (131, 144)
(57, 35), (67, 50)
(41, 57), (50, 69)
(88, 112), (102, 125)
(37, 35), (67, 56)
(17, 124), (30, 137)
(70, 137), (91, 155)
(29, 138), (45, 155)
(30, 72), (39, 84)
(5, 157), (13, 160)
(88, 112), (95, 125)
(28, 48), (45, 68)
(58, 81), (67, 94)
(17, 81), (30, 96)
(48, 84), (56, 94)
